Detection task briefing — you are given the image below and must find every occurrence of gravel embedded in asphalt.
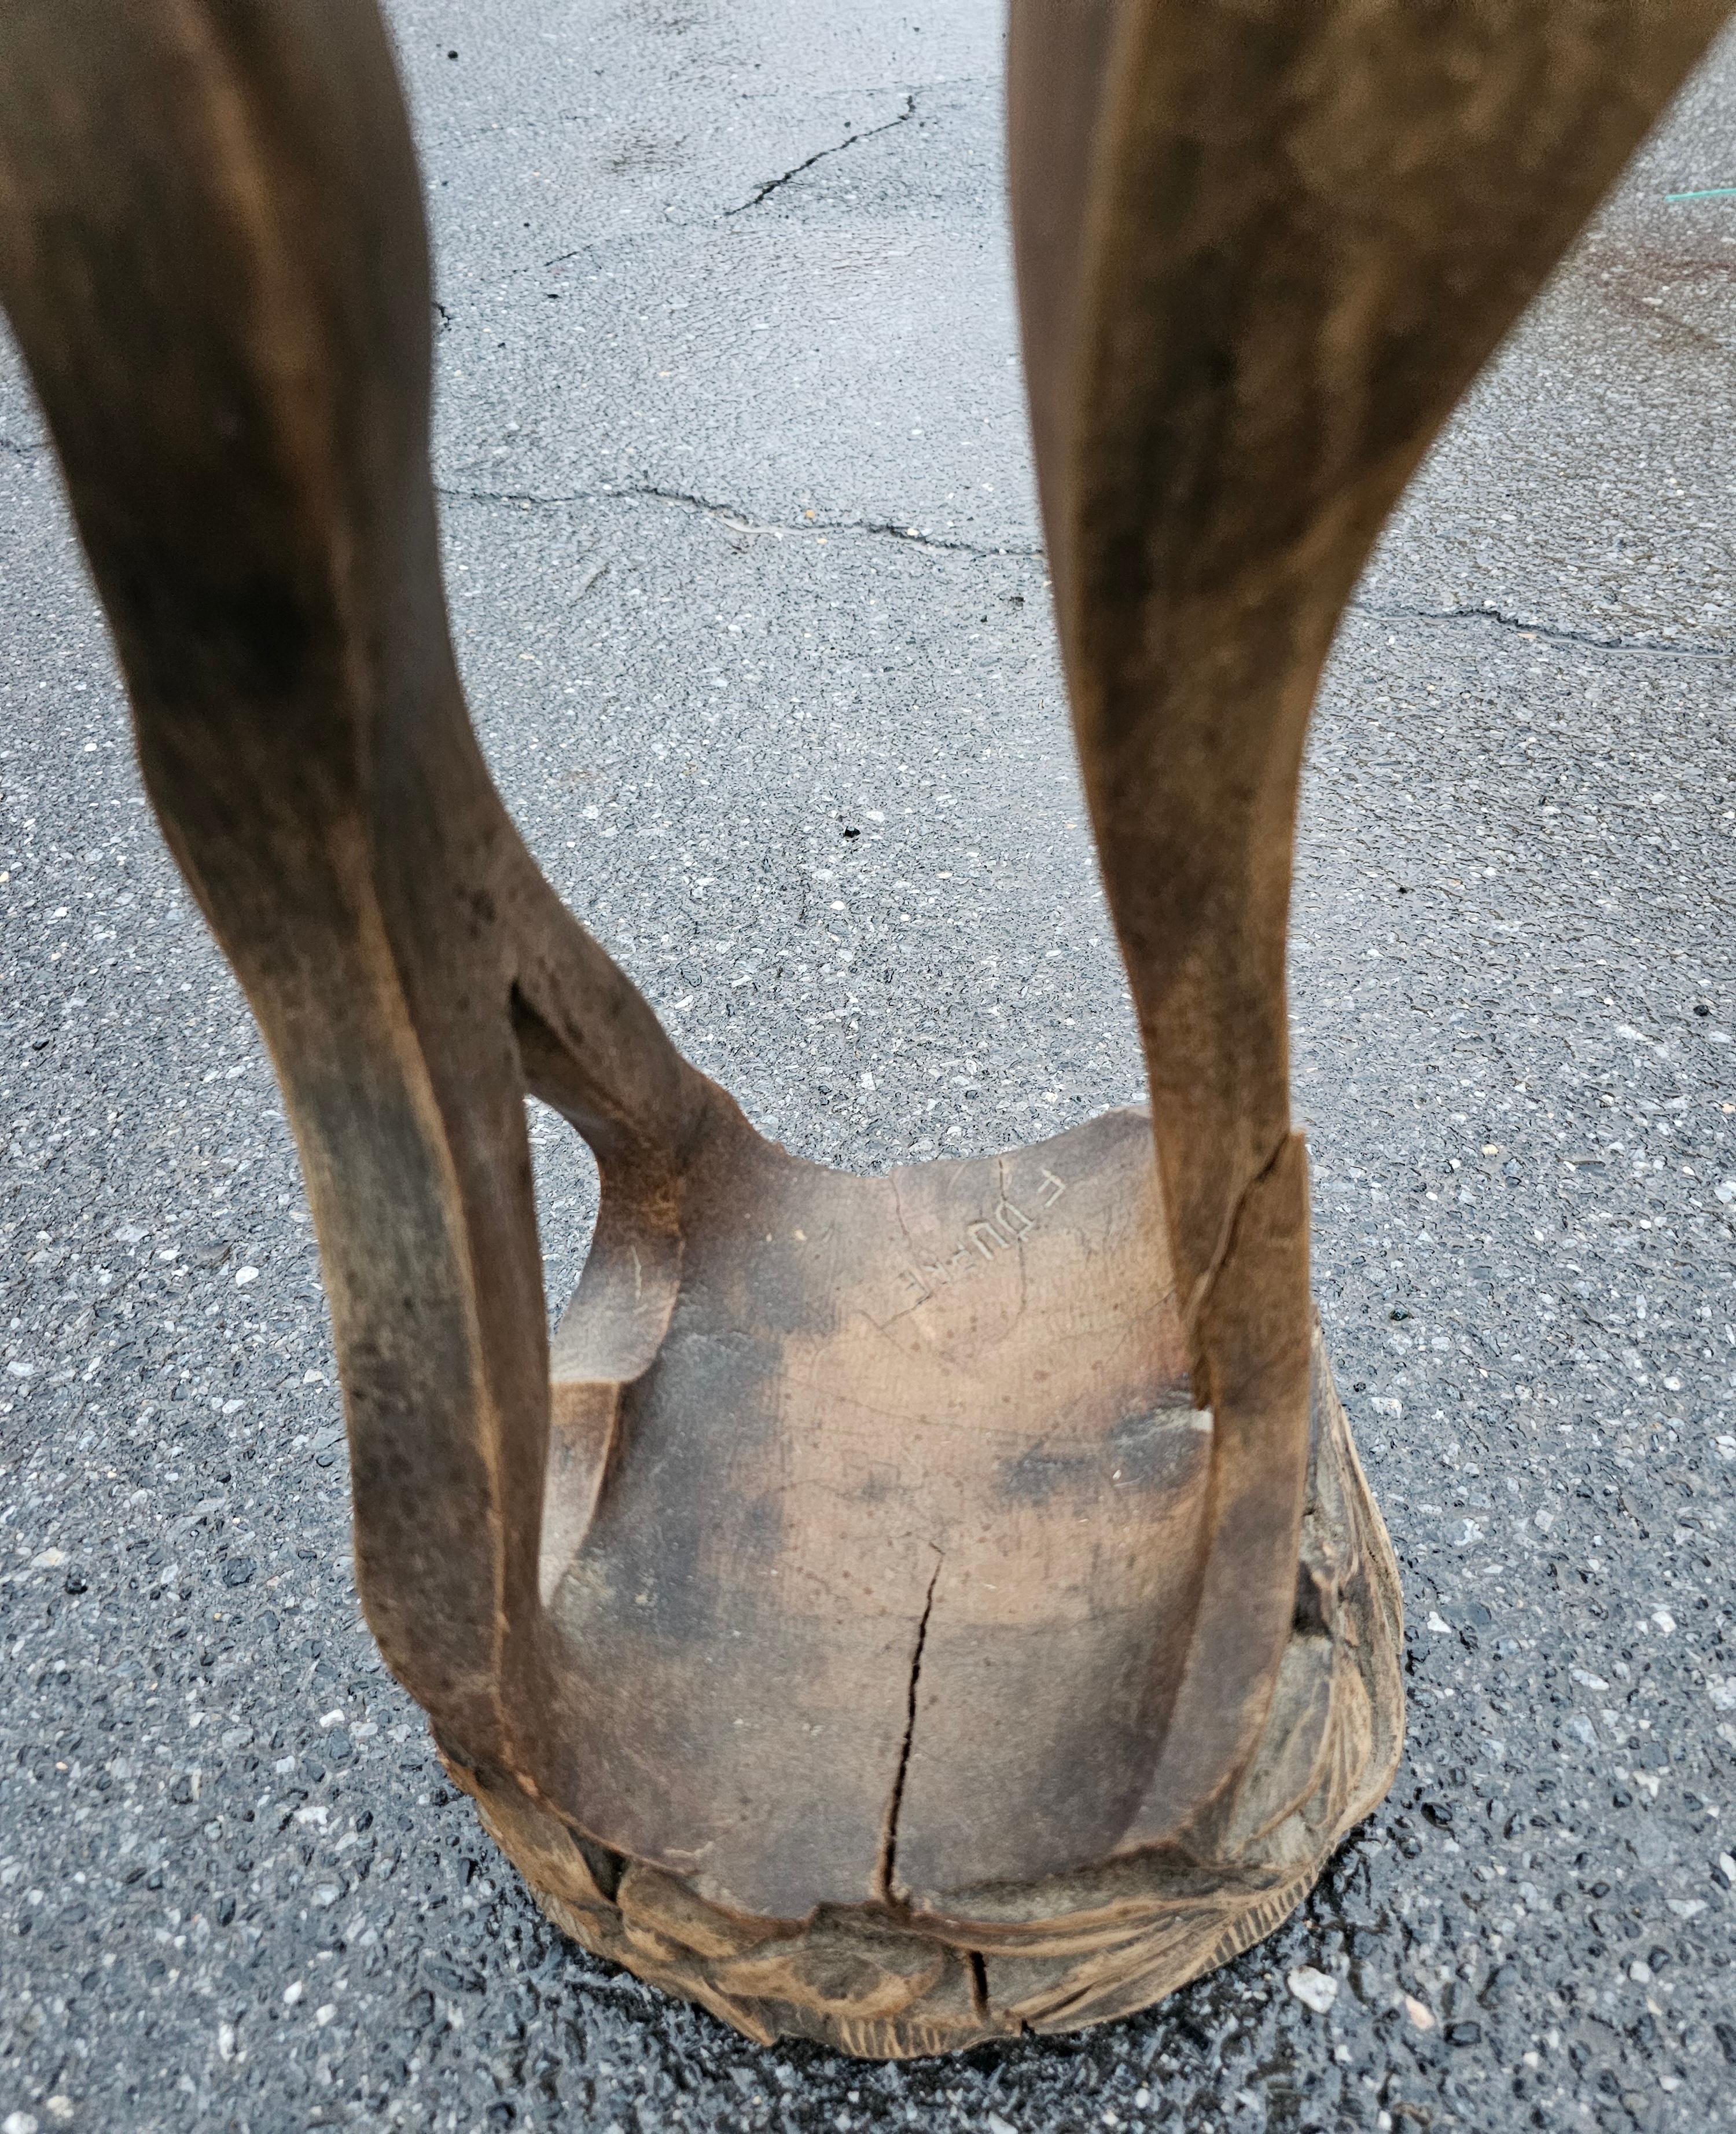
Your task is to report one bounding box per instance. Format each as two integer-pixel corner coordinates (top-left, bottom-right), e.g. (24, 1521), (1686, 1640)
(2, 3), (1735, 2128)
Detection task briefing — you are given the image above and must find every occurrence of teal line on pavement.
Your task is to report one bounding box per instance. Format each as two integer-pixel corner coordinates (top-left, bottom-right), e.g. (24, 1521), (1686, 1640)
(1667, 185), (1736, 201)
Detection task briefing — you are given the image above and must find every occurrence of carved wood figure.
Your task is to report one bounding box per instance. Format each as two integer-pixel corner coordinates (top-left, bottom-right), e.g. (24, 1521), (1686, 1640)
(0, 0), (1724, 2060)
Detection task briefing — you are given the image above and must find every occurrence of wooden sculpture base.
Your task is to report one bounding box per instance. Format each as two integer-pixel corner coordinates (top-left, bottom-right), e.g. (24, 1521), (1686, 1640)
(442, 1322), (1402, 2058)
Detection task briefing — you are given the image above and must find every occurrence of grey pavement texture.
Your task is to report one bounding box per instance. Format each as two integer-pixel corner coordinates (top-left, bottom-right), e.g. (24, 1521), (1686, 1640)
(3, 2), (1736, 2129)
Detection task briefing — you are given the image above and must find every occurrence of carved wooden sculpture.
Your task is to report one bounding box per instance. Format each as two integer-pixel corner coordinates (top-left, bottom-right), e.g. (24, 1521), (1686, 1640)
(0, 0), (1724, 2060)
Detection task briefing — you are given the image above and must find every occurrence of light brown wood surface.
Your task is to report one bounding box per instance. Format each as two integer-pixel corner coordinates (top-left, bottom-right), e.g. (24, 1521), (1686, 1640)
(0, 0), (1724, 2059)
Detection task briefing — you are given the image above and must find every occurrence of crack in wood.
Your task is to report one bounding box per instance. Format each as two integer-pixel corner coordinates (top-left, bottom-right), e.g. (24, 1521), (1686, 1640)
(875, 1553), (941, 1901)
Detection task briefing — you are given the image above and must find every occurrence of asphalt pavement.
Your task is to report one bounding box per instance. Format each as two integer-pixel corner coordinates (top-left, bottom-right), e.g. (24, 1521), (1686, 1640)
(2, 2), (1735, 2128)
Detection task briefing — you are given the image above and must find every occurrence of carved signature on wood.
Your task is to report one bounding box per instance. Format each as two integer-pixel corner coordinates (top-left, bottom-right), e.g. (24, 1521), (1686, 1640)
(898, 1166), (1066, 1306)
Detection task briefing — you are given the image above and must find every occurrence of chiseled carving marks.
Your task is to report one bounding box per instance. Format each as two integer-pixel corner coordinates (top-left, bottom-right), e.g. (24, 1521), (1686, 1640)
(899, 1166), (1066, 1309)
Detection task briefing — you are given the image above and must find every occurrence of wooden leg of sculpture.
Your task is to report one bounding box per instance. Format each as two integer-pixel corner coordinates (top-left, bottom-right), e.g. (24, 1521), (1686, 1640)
(0, 0), (1726, 2060)
(1010, 0), (1734, 1867)
(0, 0), (722, 1790)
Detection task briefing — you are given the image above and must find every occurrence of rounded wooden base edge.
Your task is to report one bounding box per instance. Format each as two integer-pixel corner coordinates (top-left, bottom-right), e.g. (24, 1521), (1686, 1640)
(448, 1334), (1405, 2060)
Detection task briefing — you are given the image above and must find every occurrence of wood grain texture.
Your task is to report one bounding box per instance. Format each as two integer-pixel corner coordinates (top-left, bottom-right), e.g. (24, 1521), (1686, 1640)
(1011, 0), (1734, 1856)
(0, 0), (1723, 2060)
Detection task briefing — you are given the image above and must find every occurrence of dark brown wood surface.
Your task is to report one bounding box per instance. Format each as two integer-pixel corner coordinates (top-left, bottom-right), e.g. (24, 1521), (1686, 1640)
(1011, 0), (1734, 1857)
(0, 0), (1724, 2057)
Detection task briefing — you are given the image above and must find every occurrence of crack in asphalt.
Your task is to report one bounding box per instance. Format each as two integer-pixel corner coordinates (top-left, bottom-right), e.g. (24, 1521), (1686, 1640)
(436, 482), (1716, 637)
(434, 475), (1039, 559)
(724, 93), (917, 217)
(1349, 594), (1733, 660)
